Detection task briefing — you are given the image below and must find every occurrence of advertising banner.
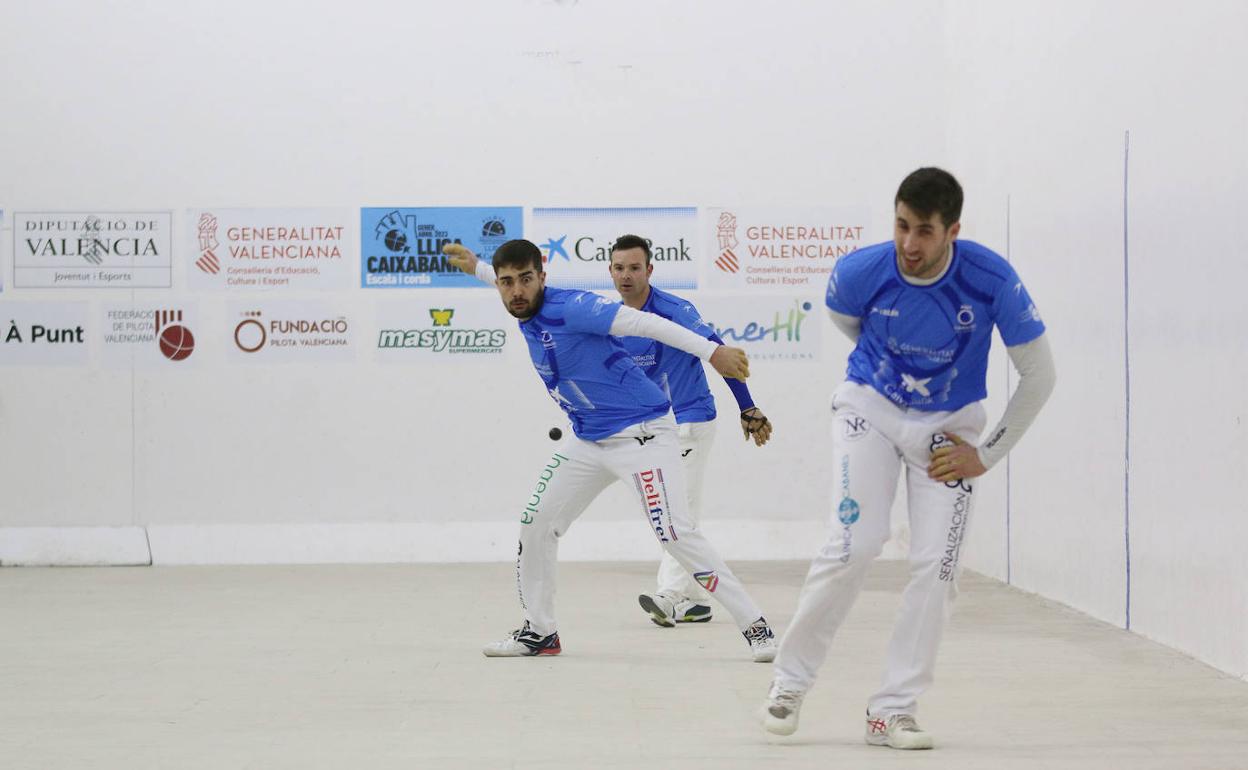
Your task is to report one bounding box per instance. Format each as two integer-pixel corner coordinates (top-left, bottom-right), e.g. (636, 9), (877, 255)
(704, 207), (869, 292)
(529, 207), (698, 290)
(188, 208), (354, 291)
(361, 207), (521, 288)
(228, 300), (355, 364)
(694, 295), (822, 363)
(374, 296), (514, 364)
(14, 211), (173, 289)
(0, 302), (89, 365)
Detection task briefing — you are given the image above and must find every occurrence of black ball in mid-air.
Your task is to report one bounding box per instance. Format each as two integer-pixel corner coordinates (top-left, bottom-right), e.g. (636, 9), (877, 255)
(549, 427), (563, 441)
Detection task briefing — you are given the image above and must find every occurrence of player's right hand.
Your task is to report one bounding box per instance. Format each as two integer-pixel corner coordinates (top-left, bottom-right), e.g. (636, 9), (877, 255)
(443, 243), (480, 275)
(710, 345), (750, 380)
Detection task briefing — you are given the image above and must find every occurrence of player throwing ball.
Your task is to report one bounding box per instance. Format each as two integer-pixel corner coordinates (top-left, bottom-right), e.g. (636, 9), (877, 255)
(450, 239), (777, 662)
(761, 168), (1056, 748)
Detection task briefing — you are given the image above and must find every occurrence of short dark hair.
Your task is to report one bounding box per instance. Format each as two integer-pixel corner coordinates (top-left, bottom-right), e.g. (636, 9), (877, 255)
(610, 234), (652, 265)
(491, 239), (543, 273)
(895, 167), (963, 227)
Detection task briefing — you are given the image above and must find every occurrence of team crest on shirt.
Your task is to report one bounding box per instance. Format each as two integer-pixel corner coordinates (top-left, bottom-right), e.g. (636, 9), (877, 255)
(694, 570), (719, 593)
(955, 304), (976, 332)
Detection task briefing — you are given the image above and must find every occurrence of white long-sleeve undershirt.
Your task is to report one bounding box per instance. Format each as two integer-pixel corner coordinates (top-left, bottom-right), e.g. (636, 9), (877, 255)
(478, 260), (718, 360)
(978, 335), (1055, 468)
(609, 305), (719, 361)
(474, 259), (497, 285)
(825, 308), (1055, 469)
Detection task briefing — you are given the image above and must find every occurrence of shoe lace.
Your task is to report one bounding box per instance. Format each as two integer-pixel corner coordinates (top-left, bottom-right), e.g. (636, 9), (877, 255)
(744, 619), (774, 645)
(890, 714), (921, 732)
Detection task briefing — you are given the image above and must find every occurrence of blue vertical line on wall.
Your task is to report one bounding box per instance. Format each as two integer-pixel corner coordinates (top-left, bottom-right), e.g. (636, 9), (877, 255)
(1005, 194), (1013, 586)
(1123, 129), (1133, 630)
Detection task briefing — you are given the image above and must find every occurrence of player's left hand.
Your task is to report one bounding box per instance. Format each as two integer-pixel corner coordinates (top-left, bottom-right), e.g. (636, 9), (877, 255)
(740, 407), (772, 447)
(927, 433), (987, 482)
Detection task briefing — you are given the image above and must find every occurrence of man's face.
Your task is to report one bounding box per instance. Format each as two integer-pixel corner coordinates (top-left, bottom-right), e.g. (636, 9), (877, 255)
(894, 202), (960, 280)
(609, 246), (653, 303)
(494, 263), (546, 319)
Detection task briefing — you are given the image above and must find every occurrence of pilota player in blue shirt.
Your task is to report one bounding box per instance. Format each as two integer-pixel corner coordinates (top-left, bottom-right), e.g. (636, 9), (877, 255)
(761, 168), (1056, 749)
(606, 234), (773, 628)
(446, 239), (778, 662)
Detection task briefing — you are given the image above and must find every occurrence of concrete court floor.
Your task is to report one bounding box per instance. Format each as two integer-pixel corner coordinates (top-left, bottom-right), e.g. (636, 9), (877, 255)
(2, 560), (1247, 770)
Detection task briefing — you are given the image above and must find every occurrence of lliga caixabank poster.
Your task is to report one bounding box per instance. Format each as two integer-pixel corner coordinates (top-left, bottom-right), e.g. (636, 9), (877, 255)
(360, 207), (522, 289)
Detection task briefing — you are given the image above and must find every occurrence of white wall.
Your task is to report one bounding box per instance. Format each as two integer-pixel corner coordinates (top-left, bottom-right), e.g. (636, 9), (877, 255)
(0, 0), (945, 563)
(946, 0), (1248, 678)
(3, 1), (1245, 678)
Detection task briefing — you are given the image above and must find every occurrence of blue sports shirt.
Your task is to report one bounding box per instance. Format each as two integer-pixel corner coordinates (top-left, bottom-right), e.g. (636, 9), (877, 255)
(616, 287), (754, 424)
(826, 239), (1045, 411)
(520, 287), (672, 440)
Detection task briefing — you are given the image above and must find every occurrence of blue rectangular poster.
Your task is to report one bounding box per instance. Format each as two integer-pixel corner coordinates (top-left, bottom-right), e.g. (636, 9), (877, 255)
(360, 207), (522, 288)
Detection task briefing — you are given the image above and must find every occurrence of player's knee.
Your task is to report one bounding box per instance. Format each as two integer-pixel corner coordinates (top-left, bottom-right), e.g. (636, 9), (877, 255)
(519, 515), (558, 545)
(816, 526), (885, 566)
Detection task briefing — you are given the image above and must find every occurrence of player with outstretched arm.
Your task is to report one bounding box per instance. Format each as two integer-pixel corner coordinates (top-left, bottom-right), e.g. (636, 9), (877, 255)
(450, 234), (774, 629)
(452, 238), (778, 662)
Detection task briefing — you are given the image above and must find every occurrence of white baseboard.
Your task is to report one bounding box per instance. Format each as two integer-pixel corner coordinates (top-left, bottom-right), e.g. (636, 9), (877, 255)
(145, 520), (846, 565)
(2, 519), (910, 566)
(0, 526), (151, 566)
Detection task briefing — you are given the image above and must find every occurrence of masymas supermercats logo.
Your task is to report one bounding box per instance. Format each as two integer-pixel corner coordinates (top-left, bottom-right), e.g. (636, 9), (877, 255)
(377, 307), (506, 354)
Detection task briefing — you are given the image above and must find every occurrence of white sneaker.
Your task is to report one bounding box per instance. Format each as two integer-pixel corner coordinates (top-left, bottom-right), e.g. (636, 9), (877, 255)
(672, 597), (712, 623)
(760, 681), (804, 735)
(482, 621), (562, 657)
(742, 617), (777, 663)
(638, 592), (678, 627)
(865, 712), (934, 750)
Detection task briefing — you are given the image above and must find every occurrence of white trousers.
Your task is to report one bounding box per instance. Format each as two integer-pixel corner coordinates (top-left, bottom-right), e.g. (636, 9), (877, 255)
(773, 383), (986, 718)
(517, 412), (764, 637)
(653, 419), (718, 601)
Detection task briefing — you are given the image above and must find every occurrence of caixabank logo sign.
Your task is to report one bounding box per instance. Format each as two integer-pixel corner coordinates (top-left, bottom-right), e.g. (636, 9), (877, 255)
(360, 207), (521, 288)
(529, 207), (697, 290)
